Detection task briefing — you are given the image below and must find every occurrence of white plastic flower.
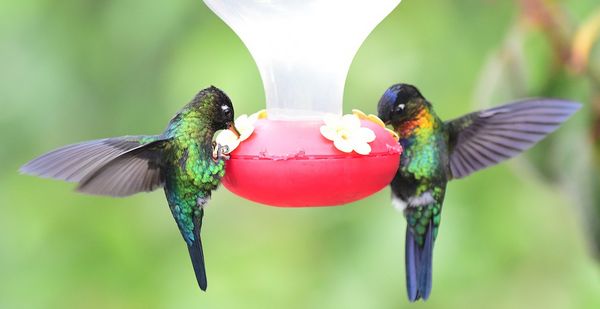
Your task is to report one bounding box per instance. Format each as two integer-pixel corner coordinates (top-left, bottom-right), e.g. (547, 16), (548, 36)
(352, 109), (399, 141)
(320, 114), (376, 155)
(215, 110), (266, 154)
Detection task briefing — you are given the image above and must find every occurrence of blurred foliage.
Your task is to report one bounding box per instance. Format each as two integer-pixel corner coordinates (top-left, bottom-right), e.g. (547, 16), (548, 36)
(1, 0), (599, 308)
(473, 0), (600, 263)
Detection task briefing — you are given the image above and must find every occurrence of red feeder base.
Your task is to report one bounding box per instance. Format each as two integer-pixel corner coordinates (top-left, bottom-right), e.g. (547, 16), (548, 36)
(222, 119), (402, 207)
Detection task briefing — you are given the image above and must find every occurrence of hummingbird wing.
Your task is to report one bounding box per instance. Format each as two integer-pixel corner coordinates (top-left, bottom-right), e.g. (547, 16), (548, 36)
(20, 135), (161, 182)
(445, 99), (580, 179)
(76, 139), (168, 197)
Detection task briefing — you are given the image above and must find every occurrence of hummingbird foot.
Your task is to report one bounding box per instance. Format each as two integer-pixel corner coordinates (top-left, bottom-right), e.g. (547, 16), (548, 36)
(212, 142), (231, 162)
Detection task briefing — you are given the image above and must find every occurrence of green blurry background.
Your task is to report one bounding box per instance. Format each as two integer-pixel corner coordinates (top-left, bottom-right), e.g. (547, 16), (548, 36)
(1, 0), (600, 308)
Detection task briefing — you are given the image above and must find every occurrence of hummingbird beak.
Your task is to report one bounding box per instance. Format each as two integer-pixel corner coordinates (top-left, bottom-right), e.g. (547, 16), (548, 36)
(227, 122), (240, 138)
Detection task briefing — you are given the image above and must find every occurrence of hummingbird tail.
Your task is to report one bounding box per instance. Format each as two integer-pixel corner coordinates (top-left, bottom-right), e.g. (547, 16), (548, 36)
(186, 212), (207, 291)
(188, 231), (208, 291)
(405, 222), (434, 302)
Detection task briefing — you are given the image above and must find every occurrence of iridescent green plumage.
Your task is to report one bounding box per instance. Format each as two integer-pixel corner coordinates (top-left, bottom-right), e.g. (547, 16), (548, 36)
(20, 86), (238, 291)
(162, 91), (228, 245)
(378, 83), (580, 302)
(392, 105), (448, 247)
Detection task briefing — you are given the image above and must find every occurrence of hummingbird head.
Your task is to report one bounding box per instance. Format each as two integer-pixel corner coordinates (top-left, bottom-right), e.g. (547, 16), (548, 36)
(377, 83), (427, 128)
(188, 86), (240, 136)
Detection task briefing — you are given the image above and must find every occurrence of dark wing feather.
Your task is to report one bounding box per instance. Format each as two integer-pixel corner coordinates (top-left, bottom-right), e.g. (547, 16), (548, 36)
(445, 99), (580, 179)
(76, 140), (167, 197)
(20, 136), (159, 182)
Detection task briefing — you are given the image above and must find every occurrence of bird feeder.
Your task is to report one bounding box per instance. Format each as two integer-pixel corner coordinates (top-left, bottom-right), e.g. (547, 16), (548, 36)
(204, 0), (403, 207)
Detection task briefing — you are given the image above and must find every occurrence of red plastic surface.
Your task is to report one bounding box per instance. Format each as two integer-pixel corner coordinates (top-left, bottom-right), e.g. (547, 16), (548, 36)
(222, 119), (402, 207)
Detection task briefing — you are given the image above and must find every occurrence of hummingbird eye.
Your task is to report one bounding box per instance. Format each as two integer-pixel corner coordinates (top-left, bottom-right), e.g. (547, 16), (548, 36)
(221, 105), (232, 117)
(395, 104), (405, 112)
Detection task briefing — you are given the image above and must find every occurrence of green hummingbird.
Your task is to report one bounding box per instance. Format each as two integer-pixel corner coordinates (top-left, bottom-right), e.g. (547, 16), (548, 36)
(20, 86), (240, 291)
(377, 83), (580, 302)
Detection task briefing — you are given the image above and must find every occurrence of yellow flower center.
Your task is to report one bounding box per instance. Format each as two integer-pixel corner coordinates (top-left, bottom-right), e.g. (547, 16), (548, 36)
(338, 128), (350, 140)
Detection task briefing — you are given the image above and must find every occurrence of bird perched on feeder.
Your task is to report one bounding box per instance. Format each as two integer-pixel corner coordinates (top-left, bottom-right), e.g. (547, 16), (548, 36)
(20, 86), (239, 292)
(377, 83), (580, 302)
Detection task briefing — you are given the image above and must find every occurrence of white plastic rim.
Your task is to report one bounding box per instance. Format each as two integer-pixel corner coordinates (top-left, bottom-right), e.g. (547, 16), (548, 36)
(203, 0), (401, 120)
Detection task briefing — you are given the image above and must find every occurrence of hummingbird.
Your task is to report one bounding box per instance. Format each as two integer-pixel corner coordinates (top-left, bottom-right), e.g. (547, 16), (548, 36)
(20, 86), (240, 291)
(377, 83), (580, 302)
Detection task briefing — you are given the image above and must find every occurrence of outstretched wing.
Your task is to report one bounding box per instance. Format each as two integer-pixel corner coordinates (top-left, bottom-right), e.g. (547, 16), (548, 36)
(76, 139), (167, 197)
(20, 136), (160, 182)
(445, 99), (580, 179)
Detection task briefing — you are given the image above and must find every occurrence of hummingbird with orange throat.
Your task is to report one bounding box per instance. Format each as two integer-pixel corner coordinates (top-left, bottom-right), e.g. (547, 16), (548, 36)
(377, 83), (580, 302)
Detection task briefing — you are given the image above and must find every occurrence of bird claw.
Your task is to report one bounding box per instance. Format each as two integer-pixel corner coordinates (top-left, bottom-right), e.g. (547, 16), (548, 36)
(212, 142), (230, 162)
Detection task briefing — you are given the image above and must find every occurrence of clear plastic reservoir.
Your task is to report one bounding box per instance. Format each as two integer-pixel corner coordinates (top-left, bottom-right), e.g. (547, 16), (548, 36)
(203, 0), (401, 120)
